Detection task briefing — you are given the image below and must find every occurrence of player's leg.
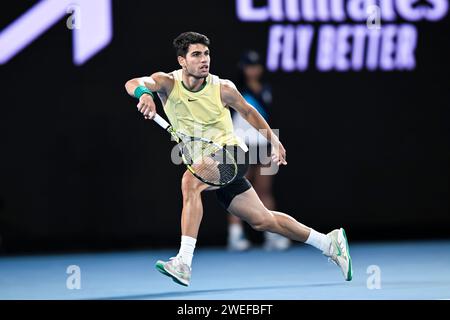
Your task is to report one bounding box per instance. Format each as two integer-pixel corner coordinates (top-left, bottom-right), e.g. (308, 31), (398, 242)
(228, 187), (311, 242)
(180, 170), (210, 238)
(155, 170), (209, 286)
(228, 187), (353, 281)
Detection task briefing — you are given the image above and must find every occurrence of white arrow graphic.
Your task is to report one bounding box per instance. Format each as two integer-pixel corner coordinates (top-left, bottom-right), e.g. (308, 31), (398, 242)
(0, 0), (112, 65)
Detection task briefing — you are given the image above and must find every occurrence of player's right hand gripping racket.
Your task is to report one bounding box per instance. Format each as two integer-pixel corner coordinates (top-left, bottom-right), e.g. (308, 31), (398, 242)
(151, 113), (238, 187)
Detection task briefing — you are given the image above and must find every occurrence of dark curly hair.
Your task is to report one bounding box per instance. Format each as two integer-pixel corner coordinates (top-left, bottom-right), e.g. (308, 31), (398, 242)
(173, 32), (210, 57)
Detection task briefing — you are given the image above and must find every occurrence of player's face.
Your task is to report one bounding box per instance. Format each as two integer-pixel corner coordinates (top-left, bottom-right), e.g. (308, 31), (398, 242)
(181, 44), (210, 79)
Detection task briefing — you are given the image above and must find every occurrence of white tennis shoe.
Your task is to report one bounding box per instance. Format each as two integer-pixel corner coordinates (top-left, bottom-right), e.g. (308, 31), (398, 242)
(155, 255), (191, 286)
(324, 228), (353, 281)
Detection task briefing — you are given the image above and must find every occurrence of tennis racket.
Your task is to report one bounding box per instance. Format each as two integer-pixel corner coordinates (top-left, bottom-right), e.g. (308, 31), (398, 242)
(150, 113), (238, 187)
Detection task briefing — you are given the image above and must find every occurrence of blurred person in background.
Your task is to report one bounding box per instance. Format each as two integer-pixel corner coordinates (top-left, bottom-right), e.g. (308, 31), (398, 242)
(228, 50), (291, 252)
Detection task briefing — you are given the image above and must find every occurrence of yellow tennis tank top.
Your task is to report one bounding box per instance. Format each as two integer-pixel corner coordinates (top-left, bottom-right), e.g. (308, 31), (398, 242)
(163, 69), (247, 151)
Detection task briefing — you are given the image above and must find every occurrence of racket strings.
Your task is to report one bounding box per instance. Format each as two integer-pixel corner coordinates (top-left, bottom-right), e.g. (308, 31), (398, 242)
(181, 140), (237, 185)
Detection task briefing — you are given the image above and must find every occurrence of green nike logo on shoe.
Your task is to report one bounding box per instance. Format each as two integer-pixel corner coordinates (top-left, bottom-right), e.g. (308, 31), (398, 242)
(334, 241), (342, 256)
(326, 228), (353, 281)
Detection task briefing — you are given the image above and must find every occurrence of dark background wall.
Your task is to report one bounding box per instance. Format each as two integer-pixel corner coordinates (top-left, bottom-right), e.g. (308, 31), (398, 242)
(0, 1), (448, 253)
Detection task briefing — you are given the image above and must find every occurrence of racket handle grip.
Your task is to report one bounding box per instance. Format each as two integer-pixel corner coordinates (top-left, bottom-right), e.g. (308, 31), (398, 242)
(152, 113), (170, 130)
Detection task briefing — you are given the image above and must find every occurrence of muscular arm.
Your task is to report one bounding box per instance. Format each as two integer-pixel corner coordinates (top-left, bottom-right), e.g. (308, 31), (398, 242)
(125, 72), (173, 96)
(220, 80), (287, 165)
(124, 72), (174, 119)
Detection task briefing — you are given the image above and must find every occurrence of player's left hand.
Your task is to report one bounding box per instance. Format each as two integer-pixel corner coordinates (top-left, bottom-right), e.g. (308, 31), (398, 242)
(272, 141), (287, 166)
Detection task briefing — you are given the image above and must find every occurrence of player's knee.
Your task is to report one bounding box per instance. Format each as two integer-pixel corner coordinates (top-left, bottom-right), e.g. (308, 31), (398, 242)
(181, 173), (196, 194)
(181, 171), (204, 195)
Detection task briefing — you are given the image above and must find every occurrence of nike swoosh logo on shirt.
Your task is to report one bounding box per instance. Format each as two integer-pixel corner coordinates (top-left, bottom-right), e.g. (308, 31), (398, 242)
(188, 98), (198, 102)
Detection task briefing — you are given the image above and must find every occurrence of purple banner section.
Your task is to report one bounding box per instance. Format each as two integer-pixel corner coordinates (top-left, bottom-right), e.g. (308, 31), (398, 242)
(236, 0), (449, 72)
(0, 0), (112, 65)
(237, 0), (449, 22)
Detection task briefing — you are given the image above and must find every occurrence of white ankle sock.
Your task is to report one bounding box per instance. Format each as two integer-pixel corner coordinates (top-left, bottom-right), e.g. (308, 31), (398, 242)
(229, 223), (244, 241)
(177, 235), (196, 268)
(305, 229), (331, 254)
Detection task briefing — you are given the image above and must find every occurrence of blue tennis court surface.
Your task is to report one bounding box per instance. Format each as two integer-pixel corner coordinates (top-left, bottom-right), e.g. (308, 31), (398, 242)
(1, 240), (449, 300)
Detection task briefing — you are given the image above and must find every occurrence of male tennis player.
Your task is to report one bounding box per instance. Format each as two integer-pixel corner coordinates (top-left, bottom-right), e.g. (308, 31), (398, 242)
(125, 32), (352, 286)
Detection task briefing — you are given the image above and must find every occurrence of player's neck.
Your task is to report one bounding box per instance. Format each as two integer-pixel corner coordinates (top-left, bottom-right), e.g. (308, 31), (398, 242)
(181, 71), (206, 92)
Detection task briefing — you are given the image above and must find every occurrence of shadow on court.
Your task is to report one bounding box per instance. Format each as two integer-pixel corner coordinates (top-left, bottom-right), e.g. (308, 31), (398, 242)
(99, 282), (346, 300)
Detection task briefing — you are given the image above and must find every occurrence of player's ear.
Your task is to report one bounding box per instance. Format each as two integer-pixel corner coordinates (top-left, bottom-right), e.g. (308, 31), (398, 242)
(177, 55), (186, 69)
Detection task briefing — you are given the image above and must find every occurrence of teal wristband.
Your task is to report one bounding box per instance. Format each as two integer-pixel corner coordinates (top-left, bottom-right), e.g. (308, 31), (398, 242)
(134, 86), (154, 100)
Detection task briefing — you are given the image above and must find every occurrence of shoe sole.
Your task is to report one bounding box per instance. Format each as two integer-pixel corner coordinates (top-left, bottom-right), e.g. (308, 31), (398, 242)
(155, 261), (189, 287)
(340, 228), (353, 281)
